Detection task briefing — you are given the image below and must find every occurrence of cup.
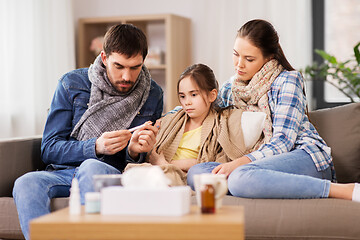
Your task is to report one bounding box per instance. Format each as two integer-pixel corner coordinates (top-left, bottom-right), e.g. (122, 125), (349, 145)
(92, 174), (122, 192)
(193, 173), (228, 210)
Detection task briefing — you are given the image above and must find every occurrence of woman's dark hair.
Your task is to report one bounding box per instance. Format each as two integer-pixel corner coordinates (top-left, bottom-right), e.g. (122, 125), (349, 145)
(103, 24), (148, 60)
(177, 64), (219, 106)
(237, 19), (294, 71)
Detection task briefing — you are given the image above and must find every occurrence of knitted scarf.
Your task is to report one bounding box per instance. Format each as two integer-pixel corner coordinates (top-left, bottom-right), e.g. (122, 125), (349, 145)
(132, 108), (246, 186)
(231, 59), (283, 147)
(71, 55), (151, 141)
(153, 108), (246, 164)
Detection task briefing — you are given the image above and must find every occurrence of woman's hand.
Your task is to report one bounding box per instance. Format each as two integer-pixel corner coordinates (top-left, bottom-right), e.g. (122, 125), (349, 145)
(212, 156), (251, 177)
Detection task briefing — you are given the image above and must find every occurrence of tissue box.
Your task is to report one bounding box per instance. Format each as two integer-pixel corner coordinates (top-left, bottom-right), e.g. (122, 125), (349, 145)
(101, 186), (191, 216)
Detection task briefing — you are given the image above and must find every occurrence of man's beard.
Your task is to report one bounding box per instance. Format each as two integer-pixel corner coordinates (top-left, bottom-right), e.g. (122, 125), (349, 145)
(116, 80), (135, 93)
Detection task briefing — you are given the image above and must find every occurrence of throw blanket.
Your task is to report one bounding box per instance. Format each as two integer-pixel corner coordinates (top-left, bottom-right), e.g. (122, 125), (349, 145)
(232, 59), (283, 147)
(125, 108), (247, 186)
(154, 108), (247, 163)
(71, 55), (151, 140)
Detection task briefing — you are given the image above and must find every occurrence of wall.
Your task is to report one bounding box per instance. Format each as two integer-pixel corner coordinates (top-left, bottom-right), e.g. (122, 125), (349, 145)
(72, 0), (312, 87)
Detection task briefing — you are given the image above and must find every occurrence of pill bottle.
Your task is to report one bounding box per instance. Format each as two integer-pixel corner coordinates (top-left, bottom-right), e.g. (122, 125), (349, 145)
(200, 176), (215, 214)
(85, 192), (101, 214)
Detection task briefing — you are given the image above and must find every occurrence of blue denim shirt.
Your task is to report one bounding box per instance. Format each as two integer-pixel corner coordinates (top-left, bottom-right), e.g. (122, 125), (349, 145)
(41, 68), (163, 171)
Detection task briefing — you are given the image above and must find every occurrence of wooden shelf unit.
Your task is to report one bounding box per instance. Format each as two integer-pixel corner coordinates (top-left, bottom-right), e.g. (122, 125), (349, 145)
(77, 14), (192, 112)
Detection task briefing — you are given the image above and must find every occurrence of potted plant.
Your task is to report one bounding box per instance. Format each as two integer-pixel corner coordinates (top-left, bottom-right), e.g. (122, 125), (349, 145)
(304, 42), (360, 103)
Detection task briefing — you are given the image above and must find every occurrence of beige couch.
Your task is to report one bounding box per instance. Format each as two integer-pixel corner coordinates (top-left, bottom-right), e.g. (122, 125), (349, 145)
(1, 103), (360, 240)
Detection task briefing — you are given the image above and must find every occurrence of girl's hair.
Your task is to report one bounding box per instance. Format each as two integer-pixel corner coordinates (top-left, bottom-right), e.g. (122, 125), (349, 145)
(237, 19), (294, 71)
(177, 63), (219, 97)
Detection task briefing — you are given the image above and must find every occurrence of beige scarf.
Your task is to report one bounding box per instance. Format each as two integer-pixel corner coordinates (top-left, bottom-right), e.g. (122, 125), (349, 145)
(232, 59), (283, 148)
(154, 108), (246, 164)
(127, 108), (246, 186)
(126, 108), (247, 186)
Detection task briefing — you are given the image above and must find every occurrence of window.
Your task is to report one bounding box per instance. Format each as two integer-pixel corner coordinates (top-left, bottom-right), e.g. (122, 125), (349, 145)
(324, 0), (360, 103)
(312, 0), (360, 109)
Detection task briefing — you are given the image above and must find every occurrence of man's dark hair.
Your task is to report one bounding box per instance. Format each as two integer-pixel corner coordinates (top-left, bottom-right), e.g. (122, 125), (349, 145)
(103, 24), (148, 60)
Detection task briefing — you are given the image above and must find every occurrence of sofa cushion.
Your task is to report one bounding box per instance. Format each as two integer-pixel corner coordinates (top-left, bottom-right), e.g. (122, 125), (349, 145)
(0, 136), (44, 197)
(309, 103), (360, 183)
(220, 195), (360, 240)
(0, 197), (24, 239)
(0, 197), (68, 240)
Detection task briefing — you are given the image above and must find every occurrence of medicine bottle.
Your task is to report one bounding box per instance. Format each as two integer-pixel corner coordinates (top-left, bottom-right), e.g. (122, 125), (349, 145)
(85, 192), (101, 214)
(69, 178), (81, 215)
(200, 177), (215, 214)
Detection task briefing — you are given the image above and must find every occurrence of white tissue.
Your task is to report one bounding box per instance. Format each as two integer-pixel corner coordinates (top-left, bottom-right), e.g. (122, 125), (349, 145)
(121, 166), (171, 189)
(241, 111), (266, 149)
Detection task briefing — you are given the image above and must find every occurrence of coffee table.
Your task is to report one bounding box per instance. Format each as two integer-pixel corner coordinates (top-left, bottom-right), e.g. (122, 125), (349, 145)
(30, 205), (244, 240)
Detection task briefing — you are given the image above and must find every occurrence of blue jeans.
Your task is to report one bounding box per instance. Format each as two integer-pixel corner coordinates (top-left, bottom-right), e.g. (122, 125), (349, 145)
(12, 159), (121, 240)
(187, 149), (332, 199)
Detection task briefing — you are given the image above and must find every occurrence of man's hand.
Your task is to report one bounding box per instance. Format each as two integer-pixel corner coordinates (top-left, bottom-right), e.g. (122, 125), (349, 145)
(212, 156), (251, 177)
(128, 123), (159, 160)
(95, 130), (132, 156)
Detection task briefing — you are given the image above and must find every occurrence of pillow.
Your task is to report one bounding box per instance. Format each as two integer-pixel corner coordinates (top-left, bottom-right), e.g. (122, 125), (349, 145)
(241, 111), (266, 149)
(308, 103), (360, 183)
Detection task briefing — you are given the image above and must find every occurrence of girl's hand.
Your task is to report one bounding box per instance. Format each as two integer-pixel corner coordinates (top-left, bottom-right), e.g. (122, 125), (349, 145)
(170, 159), (197, 172)
(128, 123), (159, 159)
(212, 156), (251, 178)
(148, 151), (168, 166)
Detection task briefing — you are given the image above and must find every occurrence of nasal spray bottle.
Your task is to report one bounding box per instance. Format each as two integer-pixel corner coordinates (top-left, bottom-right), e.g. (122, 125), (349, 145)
(69, 178), (81, 215)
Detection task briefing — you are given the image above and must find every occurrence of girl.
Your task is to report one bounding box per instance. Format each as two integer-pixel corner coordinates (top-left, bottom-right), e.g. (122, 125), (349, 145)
(144, 63), (249, 186)
(187, 19), (360, 201)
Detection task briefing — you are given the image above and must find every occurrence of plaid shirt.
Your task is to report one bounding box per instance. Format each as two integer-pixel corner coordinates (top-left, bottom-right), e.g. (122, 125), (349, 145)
(217, 70), (335, 180)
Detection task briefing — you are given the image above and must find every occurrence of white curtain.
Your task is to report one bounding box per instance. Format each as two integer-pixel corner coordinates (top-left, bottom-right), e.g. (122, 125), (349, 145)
(0, 0), (75, 138)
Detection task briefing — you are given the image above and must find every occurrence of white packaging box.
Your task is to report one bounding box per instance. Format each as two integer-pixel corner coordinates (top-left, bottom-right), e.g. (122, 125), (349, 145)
(101, 186), (191, 216)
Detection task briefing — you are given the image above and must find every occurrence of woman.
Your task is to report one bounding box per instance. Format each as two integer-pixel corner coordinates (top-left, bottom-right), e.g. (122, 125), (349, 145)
(187, 19), (359, 201)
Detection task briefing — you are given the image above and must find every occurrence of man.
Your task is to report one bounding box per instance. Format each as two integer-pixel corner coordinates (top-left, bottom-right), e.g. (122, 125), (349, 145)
(13, 24), (163, 239)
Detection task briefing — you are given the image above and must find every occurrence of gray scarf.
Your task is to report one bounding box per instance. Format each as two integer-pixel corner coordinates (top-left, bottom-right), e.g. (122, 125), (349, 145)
(71, 55), (151, 141)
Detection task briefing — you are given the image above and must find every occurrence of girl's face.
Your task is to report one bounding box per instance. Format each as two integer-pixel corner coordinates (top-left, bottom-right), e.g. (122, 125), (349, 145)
(178, 76), (217, 122)
(232, 37), (269, 81)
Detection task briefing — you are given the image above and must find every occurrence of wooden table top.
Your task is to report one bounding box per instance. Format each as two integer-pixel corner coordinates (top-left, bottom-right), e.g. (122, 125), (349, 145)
(30, 205), (244, 240)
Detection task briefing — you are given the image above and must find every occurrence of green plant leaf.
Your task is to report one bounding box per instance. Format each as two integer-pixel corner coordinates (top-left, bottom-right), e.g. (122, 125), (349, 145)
(315, 49), (338, 64)
(307, 44), (360, 100)
(354, 42), (360, 65)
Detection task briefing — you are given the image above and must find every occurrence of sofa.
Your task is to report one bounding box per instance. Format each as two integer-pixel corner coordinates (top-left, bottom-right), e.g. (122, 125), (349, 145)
(1, 102), (360, 240)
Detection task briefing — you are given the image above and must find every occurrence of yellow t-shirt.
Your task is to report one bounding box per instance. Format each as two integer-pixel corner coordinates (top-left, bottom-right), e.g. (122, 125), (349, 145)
(172, 126), (202, 160)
